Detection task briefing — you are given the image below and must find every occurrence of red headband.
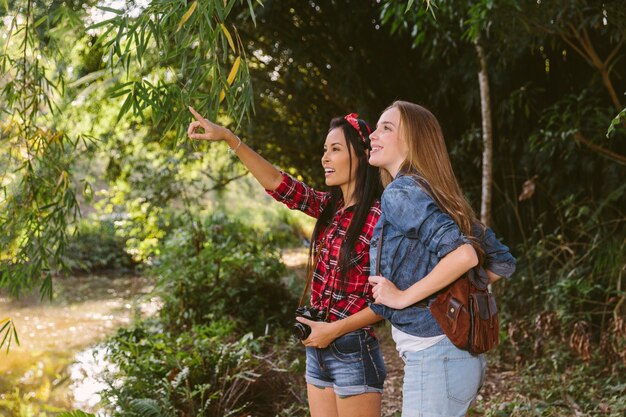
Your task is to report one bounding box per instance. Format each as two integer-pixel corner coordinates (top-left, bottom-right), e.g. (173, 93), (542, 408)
(344, 113), (371, 144)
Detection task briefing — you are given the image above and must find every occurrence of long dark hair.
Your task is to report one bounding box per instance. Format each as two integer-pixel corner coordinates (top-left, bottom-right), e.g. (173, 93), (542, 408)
(309, 116), (382, 280)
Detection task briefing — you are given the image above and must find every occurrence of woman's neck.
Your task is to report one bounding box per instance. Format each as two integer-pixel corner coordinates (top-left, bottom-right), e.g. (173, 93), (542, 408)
(340, 182), (357, 208)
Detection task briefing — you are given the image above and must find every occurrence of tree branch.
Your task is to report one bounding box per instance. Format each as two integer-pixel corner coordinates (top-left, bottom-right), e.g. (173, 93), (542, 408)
(563, 22), (623, 112)
(200, 170), (249, 191)
(573, 132), (626, 166)
(605, 37), (625, 67)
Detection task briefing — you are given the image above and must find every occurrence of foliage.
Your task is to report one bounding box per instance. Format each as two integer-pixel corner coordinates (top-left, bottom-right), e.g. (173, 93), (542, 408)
(489, 190), (626, 415)
(607, 106), (626, 138)
(229, 0), (431, 184)
(100, 319), (306, 417)
(154, 214), (298, 335)
(63, 218), (135, 273)
(476, 347), (626, 416)
(0, 317), (19, 353)
(95, 210), (307, 415)
(1, 1), (87, 299)
(89, 0), (256, 144)
(1, 0), (625, 413)
(499, 190), (626, 349)
(0, 0), (256, 300)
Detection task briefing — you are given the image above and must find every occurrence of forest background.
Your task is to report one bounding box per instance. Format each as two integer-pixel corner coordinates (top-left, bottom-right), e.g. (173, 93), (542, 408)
(1, 0), (625, 416)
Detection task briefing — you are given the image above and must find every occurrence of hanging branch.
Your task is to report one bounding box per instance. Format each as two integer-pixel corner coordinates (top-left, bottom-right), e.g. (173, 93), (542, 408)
(573, 132), (626, 166)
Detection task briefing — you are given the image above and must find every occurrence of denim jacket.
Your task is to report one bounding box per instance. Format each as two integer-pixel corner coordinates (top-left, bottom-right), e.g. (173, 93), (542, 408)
(369, 174), (516, 337)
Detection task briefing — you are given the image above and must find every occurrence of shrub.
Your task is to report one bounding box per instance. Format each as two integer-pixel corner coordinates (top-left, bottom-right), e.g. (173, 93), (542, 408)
(64, 218), (134, 273)
(101, 320), (306, 417)
(154, 214), (298, 336)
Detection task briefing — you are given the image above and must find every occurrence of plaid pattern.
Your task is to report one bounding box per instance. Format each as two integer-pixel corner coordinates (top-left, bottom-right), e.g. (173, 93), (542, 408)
(267, 172), (381, 330)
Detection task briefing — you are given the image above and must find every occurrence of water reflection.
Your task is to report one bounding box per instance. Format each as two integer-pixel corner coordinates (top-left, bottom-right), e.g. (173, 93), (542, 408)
(69, 346), (114, 415)
(0, 274), (155, 415)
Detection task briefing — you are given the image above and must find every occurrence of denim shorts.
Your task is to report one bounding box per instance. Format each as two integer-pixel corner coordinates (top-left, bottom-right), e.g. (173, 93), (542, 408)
(400, 337), (486, 417)
(305, 329), (386, 398)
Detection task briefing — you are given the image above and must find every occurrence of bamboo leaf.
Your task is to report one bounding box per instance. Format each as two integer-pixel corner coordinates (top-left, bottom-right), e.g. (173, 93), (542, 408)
(12, 324), (19, 346)
(0, 323), (10, 350)
(97, 6), (124, 15)
(34, 15), (47, 28)
(220, 24), (236, 52)
(177, 1), (198, 33)
(226, 56), (241, 85)
(219, 56), (241, 103)
(246, 0), (256, 25)
(87, 17), (118, 30)
(117, 92), (133, 123)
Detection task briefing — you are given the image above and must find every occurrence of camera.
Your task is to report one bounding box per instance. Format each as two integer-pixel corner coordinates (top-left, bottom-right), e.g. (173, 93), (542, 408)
(293, 306), (327, 340)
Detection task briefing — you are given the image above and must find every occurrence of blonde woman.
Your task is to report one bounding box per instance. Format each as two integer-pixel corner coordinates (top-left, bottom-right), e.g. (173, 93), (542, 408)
(300, 101), (516, 416)
(366, 101), (515, 416)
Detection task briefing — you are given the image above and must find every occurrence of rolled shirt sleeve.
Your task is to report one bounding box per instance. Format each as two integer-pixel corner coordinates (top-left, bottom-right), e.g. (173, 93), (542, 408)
(474, 224), (516, 279)
(265, 172), (330, 219)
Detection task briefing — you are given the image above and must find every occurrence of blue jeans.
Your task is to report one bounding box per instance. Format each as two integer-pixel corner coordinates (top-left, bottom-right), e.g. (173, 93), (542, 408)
(305, 329), (386, 397)
(401, 337), (486, 417)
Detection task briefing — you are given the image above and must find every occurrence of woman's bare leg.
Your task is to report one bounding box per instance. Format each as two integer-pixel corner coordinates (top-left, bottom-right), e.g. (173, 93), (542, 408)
(308, 384), (339, 417)
(336, 392), (382, 417)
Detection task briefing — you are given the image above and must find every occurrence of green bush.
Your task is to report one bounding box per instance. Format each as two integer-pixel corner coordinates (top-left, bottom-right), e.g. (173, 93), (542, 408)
(100, 320), (306, 417)
(497, 192), (625, 366)
(154, 214), (298, 336)
(491, 192), (625, 415)
(97, 213), (308, 416)
(64, 218), (135, 273)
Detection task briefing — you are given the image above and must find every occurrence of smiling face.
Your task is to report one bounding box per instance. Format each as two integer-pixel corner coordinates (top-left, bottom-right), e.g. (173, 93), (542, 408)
(321, 127), (359, 192)
(369, 106), (408, 177)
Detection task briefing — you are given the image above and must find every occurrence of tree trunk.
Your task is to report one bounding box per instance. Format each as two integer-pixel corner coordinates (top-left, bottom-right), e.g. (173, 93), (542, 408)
(475, 38), (493, 227)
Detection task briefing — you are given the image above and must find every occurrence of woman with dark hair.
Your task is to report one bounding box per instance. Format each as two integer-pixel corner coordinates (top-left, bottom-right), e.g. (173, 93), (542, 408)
(301, 101), (516, 416)
(187, 107), (386, 417)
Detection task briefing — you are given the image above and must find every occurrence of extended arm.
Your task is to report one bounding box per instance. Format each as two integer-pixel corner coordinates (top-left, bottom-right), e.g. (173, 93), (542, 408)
(188, 106), (283, 191)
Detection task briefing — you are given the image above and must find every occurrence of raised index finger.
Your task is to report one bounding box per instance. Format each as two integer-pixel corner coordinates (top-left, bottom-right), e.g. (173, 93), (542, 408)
(188, 106), (207, 124)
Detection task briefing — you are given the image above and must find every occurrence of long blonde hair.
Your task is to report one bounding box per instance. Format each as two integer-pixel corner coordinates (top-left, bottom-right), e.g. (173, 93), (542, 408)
(381, 100), (484, 257)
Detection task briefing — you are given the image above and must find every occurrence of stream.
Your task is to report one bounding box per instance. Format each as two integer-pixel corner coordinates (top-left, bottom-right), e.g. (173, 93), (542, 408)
(0, 274), (158, 415)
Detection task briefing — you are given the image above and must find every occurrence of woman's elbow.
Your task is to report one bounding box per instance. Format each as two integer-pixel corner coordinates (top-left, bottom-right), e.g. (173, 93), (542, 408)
(460, 244), (479, 269)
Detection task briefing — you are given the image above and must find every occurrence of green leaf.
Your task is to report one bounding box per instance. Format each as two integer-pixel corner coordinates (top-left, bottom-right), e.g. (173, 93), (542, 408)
(0, 319), (9, 335)
(57, 411), (97, 417)
(0, 322), (11, 352)
(117, 92), (134, 123)
(12, 324), (19, 346)
(129, 398), (166, 417)
(97, 5), (124, 15)
(405, 0), (415, 13)
(34, 15), (47, 28)
(606, 107), (626, 138)
(110, 88), (131, 98)
(247, 0), (257, 26)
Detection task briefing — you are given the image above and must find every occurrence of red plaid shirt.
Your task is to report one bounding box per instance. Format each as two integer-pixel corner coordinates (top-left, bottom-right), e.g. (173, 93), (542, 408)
(267, 172), (381, 333)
